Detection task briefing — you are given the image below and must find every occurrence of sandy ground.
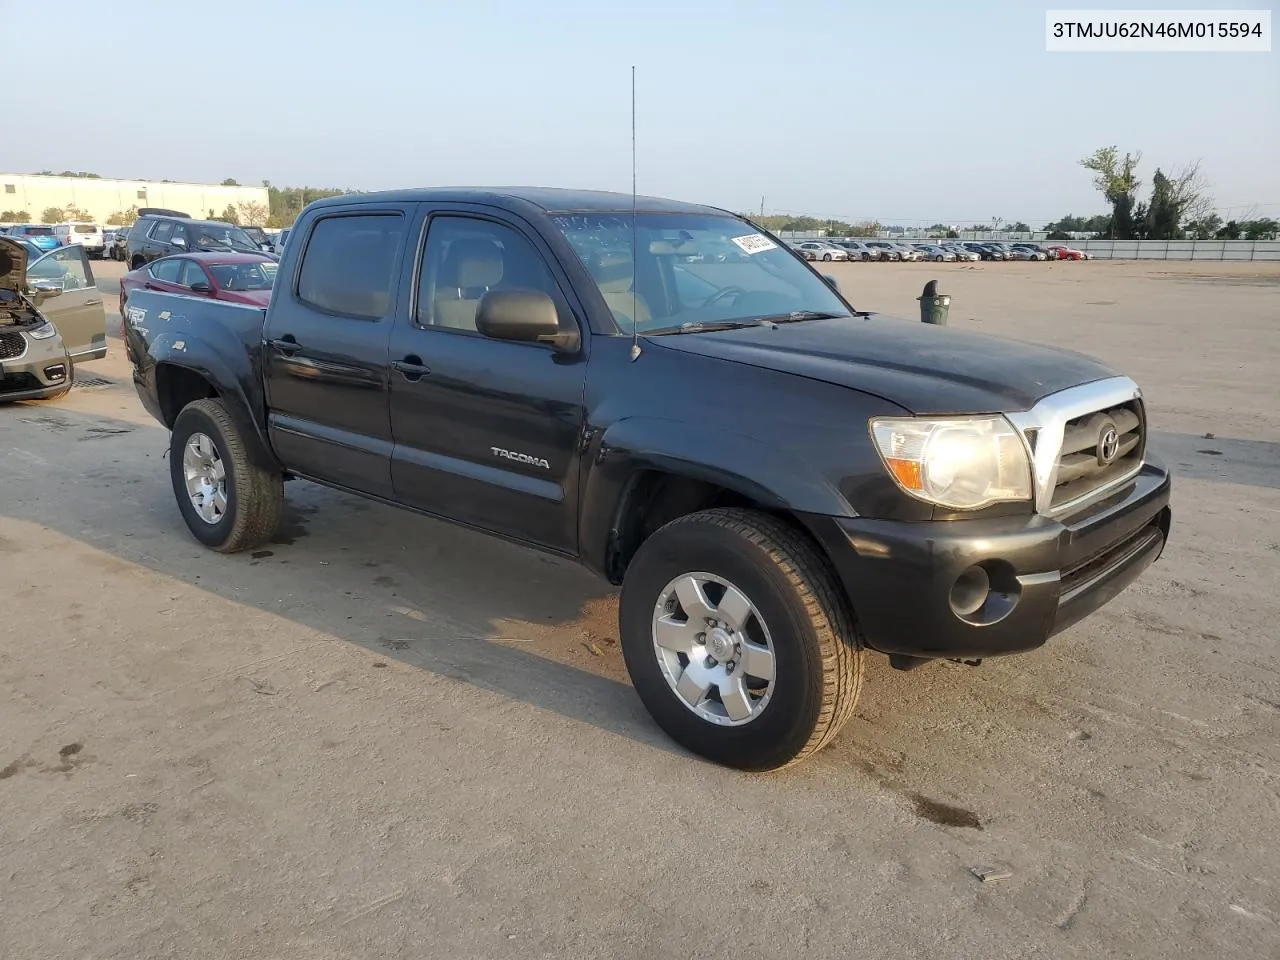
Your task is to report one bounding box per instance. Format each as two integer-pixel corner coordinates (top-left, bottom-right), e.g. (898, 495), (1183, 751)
(1, 258), (1278, 959)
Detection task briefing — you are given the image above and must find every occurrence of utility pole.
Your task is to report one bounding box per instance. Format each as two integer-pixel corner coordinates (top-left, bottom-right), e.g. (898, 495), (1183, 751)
(760, 196), (765, 217)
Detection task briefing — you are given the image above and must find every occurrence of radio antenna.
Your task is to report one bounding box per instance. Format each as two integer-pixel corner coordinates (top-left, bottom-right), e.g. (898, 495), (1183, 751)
(629, 65), (641, 362)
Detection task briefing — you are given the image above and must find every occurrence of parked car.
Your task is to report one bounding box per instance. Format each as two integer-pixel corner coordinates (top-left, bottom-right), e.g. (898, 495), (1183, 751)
(942, 243), (980, 262)
(271, 227), (291, 255)
(1006, 246), (1046, 261)
(120, 252), (278, 315)
(863, 241), (902, 261)
(1012, 243), (1058, 261)
(102, 229), (128, 261)
(120, 186), (1171, 771)
(125, 214), (274, 269)
(829, 240), (878, 261)
(52, 221), (105, 258)
(888, 243), (923, 262)
(1047, 244), (1088, 261)
(0, 237), (108, 401)
(913, 244), (956, 262)
(239, 224), (275, 253)
(963, 242), (1004, 261)
(796, 241), (849, 262)
(5, 224), (60, 253)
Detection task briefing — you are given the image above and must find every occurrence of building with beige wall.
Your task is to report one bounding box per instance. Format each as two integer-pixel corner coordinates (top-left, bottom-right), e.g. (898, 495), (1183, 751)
(1, 174), (270, 225)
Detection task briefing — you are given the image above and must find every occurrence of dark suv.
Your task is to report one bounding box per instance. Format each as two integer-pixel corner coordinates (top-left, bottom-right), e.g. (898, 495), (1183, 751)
(125, 215), (272, 269)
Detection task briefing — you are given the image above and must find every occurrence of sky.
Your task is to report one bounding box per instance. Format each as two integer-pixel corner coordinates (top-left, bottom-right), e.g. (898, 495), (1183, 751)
(4, 0), (1276, 225)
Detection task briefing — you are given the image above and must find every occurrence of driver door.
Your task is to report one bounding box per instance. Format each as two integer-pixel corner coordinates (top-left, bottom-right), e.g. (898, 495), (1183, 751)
(27, 246), (107, 362)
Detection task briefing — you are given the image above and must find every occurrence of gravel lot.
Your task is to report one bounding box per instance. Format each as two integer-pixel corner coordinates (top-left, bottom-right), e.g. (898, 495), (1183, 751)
(2, 258), (1278, 959)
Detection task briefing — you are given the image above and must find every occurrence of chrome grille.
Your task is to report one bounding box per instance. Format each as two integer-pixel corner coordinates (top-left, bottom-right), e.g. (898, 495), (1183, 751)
(1005, 376), (1146, 516)
(0, 331), (27, 361)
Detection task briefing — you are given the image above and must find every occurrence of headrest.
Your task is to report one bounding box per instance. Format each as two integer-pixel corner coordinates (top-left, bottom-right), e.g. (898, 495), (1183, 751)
(443, 238), (503, 289)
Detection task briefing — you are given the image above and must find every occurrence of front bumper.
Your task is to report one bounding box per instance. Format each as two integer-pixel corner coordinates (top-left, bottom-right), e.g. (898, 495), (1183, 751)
(0, 333), (73, 401)
(807, 458), (1172, 659)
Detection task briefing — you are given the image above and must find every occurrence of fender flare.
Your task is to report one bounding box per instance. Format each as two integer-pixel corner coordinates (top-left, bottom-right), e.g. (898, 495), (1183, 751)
(578, 416), (851, 579)
(149, 332), (279, 470)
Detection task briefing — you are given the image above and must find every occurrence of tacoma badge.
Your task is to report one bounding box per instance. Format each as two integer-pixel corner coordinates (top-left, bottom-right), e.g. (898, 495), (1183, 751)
(491, 446), (551, 470)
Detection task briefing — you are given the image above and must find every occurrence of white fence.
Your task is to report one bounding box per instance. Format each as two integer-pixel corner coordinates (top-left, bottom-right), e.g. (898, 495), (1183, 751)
(1068, 239), (1280, 261)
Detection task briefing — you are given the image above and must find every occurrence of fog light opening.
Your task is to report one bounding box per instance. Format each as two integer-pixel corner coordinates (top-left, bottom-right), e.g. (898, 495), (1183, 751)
(44, 364), (67, 381)
(950, 565), (990, 617)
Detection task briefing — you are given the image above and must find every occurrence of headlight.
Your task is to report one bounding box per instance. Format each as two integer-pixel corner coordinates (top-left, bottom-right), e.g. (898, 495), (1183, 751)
(28, 321), (59, 340)
(870, 416), (1032, 509)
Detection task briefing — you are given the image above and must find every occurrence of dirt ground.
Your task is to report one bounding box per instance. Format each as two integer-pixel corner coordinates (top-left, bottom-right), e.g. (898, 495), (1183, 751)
(2, 258), (1278, 959)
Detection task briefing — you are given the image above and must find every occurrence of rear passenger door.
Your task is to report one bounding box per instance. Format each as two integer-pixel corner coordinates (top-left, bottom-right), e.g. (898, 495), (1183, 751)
(386, 207), (588, 552)
(261, 207), (411, 498)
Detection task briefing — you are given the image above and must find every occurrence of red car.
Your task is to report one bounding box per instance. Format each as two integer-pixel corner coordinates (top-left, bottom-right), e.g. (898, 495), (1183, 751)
(119, 252), (278, 314)
(1046, 244), (1088, 261)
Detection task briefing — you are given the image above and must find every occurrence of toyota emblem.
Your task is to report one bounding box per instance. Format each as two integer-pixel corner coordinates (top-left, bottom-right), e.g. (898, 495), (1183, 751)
(1097, 423), (1120, 465)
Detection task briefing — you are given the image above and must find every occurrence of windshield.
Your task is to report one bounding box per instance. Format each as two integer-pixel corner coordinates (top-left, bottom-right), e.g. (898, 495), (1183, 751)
(549, 213), (851, 333)
(208, 260), (277, 291)
(193, 223), (260, 252)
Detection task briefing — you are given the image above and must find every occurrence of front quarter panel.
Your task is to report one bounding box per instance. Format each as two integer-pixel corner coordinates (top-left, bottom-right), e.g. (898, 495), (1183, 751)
(576, 336), (924, 576)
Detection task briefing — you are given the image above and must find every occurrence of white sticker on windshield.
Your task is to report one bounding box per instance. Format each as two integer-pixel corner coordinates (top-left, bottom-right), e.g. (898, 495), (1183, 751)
(731, 233), (778, 255)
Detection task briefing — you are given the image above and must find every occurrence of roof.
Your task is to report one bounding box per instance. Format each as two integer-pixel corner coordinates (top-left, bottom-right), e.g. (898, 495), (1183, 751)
(307, 186), (728, 216)
(151, 251), (273, 264)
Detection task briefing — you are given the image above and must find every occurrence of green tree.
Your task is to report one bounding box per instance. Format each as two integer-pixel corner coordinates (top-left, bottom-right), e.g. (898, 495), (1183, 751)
(40, 206), (64, 223)
(1184, 214), (1222, 239)
(218, 204), (240, 224)
(1215, 221), (1241, 240)
(1007, 221), (1030, 233)
(1, 210), (31, 223)
(106, 206), (139, 227)
(221, 178), (240, 186)
(945, 229), (959, 239)
(1243, 218), (1279, 240)
(1080, 146), (1142, 239)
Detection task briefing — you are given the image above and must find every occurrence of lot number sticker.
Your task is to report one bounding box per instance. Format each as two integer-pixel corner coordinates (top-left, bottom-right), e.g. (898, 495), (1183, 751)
(731, 234), (778, 255)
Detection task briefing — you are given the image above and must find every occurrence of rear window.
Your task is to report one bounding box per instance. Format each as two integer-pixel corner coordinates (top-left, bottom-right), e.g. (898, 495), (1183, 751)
(74, 224), (99, 234)
(24, 226), (54, 236)
(296, 214), (403, 319)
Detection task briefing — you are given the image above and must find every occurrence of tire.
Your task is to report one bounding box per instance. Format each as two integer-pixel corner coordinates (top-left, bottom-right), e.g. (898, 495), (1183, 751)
(822, 253), (832, 262)
(619, 508), (864, 771)
(934, 254), (943, 262)
(169, 398), (283, 553)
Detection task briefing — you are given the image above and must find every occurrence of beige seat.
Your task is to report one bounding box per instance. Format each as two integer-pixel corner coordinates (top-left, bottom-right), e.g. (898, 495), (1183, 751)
(592, 255), (650, 327)
(432, 239), (504, 331)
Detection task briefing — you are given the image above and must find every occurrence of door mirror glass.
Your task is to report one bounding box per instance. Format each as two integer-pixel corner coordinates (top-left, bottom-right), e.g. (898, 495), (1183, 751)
(475, 289), (562, 344)
(189, 281), (213, 293)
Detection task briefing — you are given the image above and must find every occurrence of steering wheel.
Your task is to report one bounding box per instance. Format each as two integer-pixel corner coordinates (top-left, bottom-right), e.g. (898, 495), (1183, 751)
(703, 285), (746, 308)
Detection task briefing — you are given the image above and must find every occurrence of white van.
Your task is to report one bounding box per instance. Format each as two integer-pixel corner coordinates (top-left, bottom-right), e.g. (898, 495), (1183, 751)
(52, 222), (105, 258)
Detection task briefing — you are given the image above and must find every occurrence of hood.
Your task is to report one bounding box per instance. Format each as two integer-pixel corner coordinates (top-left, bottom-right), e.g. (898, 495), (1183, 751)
(0, 236), (28, 296)
(650, 313), (1118, 415)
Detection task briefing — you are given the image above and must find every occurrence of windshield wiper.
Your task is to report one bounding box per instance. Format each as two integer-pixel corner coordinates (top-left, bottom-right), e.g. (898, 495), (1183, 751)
(757, 310), (846, 324)
(645, 319), (765, 336)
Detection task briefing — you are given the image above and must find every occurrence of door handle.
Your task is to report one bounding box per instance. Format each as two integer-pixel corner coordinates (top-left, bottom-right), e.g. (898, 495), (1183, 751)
(392, 356), (430, 381)
(268, 336), (300, 355)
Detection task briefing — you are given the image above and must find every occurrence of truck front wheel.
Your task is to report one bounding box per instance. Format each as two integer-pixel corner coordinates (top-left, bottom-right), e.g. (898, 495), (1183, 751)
(619, 508), (864, 771)
(169, 398), (283, 553)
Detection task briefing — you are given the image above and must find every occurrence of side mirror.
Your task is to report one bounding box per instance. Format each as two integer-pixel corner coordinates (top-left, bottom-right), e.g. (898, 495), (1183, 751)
(189, 281), (213, 294)
(171, 236), (187, 248)
(822, 275), (840, 291)
(31, 281), (63, 305)
(475, 289), (578, 351)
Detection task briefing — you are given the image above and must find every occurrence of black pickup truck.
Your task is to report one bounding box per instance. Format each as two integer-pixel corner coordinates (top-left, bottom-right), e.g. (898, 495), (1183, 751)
(123, 188), (1171, 770)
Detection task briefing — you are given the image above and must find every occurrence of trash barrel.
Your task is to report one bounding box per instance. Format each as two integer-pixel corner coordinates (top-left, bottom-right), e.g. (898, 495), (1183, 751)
(918, 280), (950, 325)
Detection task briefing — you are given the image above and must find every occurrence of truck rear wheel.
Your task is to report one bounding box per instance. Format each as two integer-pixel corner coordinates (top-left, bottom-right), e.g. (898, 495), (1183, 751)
(169, 398), (282, 553)
(619, 508), (864, 771)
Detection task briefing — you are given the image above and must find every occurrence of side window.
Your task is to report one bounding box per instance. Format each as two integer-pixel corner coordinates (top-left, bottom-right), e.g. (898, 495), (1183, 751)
(296, 214), (403, 320)
(180, 260), (209, 287)
(150, 258), (183, 283)
(27, 247), (92, 290)
(152, 220), (174, 243)
(416, 216), (560, 334)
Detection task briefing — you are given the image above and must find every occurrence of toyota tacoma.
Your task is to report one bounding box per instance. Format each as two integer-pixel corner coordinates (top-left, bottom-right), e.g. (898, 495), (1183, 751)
(121, 188), (1171, 770)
